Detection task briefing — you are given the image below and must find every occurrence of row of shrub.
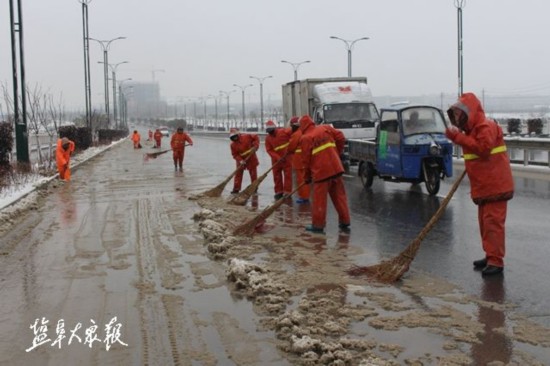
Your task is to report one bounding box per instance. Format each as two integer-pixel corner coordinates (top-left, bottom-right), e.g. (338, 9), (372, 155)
(504, 118), (545, 135)
(0, 122), (14, 169)
(97, 129), (129, 144)
(58, 126), (93, 151)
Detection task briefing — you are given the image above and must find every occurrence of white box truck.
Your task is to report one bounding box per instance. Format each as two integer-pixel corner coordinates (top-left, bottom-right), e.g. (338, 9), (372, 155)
(282, 77), (380, 168)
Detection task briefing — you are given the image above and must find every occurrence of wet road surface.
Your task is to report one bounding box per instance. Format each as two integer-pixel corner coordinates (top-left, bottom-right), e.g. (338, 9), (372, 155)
(1, 132), (549, 365)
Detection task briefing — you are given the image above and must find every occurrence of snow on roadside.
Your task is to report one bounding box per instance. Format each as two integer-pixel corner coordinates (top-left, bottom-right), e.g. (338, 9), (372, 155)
(0, 138), (127, 212)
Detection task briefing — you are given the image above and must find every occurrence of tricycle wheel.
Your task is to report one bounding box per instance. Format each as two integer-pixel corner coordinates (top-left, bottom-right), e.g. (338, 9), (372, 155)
(423, 163), (441, 195)
(359, 161), (375, 189)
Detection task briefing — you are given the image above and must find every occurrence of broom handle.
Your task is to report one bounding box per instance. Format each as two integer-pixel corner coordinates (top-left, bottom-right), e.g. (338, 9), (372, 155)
(219, 149), (256, 183)
(415, 170), (467, 243)
(252, 153), (289, 185)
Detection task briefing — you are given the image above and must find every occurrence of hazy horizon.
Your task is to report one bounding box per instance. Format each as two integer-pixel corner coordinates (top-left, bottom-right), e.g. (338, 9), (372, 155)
(2, 0), (550, 113)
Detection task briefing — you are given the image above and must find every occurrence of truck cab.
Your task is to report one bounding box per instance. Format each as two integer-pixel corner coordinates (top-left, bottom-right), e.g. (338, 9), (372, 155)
(311, 82), (379, 140)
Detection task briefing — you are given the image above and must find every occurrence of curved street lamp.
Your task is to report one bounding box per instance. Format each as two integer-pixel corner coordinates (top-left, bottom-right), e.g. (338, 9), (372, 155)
(455, 0), (466, 97)
(329, 36), (369, 77)
(118, 78), (132, 129)
(249, 75), (273, 129)
(233, 83), (254, 130)
(89, 36), (126, 125)
(98, 60), (128, 127)
(219, 90), (235, 129)
(281, 60), (310, 81)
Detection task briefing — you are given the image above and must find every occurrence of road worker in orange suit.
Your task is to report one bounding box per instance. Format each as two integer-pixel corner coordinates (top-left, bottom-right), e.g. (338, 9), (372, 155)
(153, 128), (163, 148)
(56, 137), (75, 181)
(229, 128), (260, 194)
(170, 127), (193, 171)
(264, 120), (292, 199)
(299, 115), (351, 234)
(131, 130), (141, 149)
(287, 116), (311, 204)
(446, 92), (514, 277)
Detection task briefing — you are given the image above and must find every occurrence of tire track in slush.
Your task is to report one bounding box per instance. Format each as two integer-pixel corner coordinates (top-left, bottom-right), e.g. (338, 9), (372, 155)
(135, 194), (210, 366)
(134, 198), (175, 365)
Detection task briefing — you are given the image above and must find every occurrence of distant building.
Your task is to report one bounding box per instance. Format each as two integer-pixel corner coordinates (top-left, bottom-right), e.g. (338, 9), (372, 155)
(125, 81), (164, 119)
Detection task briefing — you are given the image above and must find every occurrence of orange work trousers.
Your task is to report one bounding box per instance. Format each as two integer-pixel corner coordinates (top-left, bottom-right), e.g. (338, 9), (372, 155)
(58, 164), (71, 181)
(173, 149), (185, 167)
(233, 167), (258, 192)
(294, 168), (311, 200)
(272, 160), (292, 195)
(478, 200), (507, 267)
(311, 176), (350, 229)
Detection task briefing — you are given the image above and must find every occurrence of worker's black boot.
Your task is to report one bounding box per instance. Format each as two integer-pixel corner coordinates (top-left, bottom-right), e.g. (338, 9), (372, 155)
(482, 265), (503, 276)
(473, 258), (487, 269)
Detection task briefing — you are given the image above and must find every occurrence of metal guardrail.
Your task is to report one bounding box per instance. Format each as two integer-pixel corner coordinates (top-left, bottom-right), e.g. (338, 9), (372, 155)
(453, 136), (550, 168)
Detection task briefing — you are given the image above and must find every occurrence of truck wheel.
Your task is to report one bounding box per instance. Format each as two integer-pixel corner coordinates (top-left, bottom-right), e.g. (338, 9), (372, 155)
(359, 162), (374, 188)
(423, 164), (441, 195)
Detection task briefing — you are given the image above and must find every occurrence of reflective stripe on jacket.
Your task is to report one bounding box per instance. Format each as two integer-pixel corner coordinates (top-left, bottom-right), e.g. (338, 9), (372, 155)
(448, 93), (514, 203)
(300, 119), (345, 183)
(230, 133), (260, 168)
(265, 128), (291, 162)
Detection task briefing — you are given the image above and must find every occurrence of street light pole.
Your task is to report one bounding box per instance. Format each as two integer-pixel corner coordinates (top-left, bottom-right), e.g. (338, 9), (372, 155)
(219, 90), (235, 130)
(455, 0), (466, 97)
(117, 78), (132, 128)
(329, 36), (369, 77)
(98, 61), (128, 128)
(89, 36), (126, 126)
(233, 84), (253, 130)
(118, 79), (132, 129)
(249, 75), (272, 130)
(78, 0), (92, 130)
(9, 0), (29, 163)
(281, 60), (311, 81)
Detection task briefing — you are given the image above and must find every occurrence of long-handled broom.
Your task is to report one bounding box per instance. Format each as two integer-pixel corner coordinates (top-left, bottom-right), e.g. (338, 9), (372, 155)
(229, 154), (288, 206)
(347, 170), (467, 283)
(233, 182), (307, 237)
(200, 153), (255, 198)
(144, 144), (191, 160)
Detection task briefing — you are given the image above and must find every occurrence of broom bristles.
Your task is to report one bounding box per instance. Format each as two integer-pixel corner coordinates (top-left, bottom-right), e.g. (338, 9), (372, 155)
(229, 156), (286, 206)
(199, 160), (250, 198)
(233, 182), (306, 236)
(145, 149), (171, 159)
(348, 171), (467, 283)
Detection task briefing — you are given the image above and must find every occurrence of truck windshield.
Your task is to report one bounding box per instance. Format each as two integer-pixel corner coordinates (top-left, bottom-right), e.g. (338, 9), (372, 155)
(323, 103), (378, 123)
(402, 108), (447, 136)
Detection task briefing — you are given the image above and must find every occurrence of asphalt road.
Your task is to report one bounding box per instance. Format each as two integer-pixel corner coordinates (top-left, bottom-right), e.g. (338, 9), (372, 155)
(1, 132), (549, 365)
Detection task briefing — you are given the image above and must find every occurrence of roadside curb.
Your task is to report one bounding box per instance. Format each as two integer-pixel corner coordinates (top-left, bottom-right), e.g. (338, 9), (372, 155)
(0, 137), (128, 212)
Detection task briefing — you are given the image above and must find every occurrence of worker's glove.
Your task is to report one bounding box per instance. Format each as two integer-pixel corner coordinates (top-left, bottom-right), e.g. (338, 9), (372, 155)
(445, 126), (460, 141)
(239, 160), (247, 167)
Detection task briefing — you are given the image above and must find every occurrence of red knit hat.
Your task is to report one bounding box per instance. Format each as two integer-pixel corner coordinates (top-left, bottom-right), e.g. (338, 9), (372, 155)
(265, 120), (277, 130)
(289, 116), (300, 126)
(229, 128), (239, 138)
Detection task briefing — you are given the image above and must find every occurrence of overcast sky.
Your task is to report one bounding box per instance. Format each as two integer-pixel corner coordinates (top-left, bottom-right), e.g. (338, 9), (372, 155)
(2, 0), (550, 111)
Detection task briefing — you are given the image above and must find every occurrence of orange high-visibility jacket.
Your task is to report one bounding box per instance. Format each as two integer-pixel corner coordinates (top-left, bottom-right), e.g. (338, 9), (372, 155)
(131, 132), (141, 143)
(265, 128), (291, 163)
(287, 129), (304, 170)
(171, 132), (193, 151)
(446, 93), (514, 204)
(300, 115), (345, 182)
(56, 139), (75, 169)
(230, 133), (260, 169)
